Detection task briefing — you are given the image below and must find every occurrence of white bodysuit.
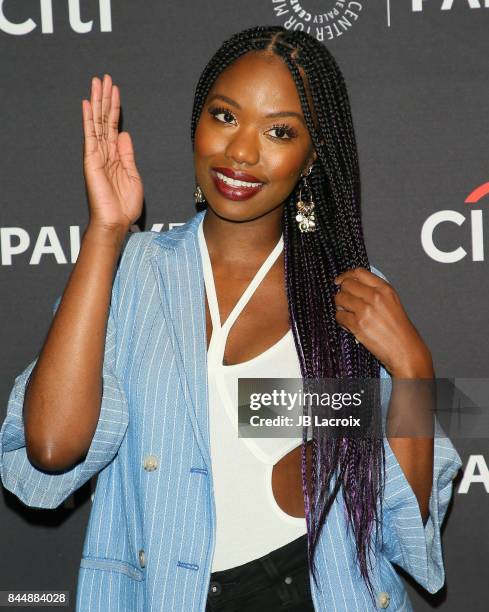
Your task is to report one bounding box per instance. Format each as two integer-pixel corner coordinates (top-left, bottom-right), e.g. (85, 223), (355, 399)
(197, 217), (307, 572)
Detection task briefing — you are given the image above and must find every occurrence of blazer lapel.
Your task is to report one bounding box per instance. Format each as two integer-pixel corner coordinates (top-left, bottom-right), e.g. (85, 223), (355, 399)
(149, 210), (211, 467)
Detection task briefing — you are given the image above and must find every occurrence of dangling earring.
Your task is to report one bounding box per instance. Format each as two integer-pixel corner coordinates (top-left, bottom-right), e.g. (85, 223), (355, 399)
(194, 185), (206, 204)
(295, 166), (316, 233)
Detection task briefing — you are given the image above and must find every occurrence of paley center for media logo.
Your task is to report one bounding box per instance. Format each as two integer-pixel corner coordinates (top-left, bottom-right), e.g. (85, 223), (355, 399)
(421, 181), (489, 263)
(0, 0), (112, 35)
(0, 223), (182, 266)
(412, 0), (489, 11)
(270, 1), (363, 41)
(388, 0), (489, 27)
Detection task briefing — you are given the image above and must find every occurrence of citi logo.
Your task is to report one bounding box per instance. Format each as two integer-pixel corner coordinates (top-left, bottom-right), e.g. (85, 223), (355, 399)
(421, 182), (489, 263)
(0, 0), (112, 35)
(412, 0), (489, 11)
(0, 223), (183, 266)
(457, 454), (489, 494)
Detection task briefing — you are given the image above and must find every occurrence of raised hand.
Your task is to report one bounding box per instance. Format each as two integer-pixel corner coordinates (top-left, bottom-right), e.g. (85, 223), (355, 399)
(82, 74), (144, 236)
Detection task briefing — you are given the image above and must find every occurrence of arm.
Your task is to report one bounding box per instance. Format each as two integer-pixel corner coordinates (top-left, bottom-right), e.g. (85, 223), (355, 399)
(24, 74), (142, 471)
(334, 266), (461, 592)
(0, 232), (145, 509)
(386, 355), (435, 524)
(334, 265), (434, 520)
(24, 226), (126, 471)
(380, 364), (461, 593)
(0, 74), (144, 508)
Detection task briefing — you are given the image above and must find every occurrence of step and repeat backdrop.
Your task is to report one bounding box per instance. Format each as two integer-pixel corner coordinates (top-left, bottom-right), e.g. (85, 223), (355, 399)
(1, 1), (487, 610)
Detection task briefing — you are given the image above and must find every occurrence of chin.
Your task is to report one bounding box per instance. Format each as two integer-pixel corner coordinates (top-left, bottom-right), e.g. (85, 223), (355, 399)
(210, 200), (284, 225)
(206, 200), (255, 222)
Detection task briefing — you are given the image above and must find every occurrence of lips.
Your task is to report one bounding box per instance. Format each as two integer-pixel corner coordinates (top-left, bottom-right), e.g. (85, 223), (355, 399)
(210, 167), (265, 202)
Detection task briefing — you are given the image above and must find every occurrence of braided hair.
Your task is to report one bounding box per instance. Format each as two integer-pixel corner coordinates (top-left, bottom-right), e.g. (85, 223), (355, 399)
(190, 26), (385, 602)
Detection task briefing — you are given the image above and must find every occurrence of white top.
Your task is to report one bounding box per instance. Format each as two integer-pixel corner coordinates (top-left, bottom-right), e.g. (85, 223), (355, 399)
(197, 217), (307, 572)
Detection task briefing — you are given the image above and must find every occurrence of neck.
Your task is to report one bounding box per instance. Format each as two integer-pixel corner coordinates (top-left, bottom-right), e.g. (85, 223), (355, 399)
(201, 206), (284, 267)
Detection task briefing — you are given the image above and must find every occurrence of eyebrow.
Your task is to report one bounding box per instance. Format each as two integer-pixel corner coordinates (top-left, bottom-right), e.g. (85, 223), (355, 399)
(207, 93), (306, 127)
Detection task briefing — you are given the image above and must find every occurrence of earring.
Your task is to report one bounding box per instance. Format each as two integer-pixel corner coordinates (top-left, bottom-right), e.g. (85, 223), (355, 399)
(295, 167), (316, 233)
(194, 185), (206, 204)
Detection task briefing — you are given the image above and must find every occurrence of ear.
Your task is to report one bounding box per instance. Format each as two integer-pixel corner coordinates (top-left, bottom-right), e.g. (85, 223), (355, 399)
(302, 149), (317, 176)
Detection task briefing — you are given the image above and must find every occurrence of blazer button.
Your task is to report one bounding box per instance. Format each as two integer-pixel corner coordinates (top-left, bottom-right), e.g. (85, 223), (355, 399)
(143, 455), (158, 471)
(138, 549), (146, 568)
(377, 591), (390, 608)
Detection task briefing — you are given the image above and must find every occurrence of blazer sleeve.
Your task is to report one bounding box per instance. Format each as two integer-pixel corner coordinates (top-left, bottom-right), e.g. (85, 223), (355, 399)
(0, 236), (136, 510)
(370, 265), (462, 592)
(379, 365), (462, 593)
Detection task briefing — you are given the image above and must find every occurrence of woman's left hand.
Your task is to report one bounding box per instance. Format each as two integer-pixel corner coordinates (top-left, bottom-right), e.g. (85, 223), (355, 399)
(333, 267), (433, 378)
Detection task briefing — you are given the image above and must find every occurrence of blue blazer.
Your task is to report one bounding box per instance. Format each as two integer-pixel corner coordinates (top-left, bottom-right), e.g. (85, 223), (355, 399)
(0, 209), (462, 611)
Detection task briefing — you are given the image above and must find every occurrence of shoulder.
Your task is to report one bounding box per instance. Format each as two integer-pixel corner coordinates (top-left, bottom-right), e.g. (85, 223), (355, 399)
(121, 212), (204, 260)
(121, 230), (160, 257)
(110, 231), (162, 311)
(116, 230), (164, 278)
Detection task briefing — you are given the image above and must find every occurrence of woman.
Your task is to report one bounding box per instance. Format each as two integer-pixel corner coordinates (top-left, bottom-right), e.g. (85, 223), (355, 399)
(0, 26), (461, 611)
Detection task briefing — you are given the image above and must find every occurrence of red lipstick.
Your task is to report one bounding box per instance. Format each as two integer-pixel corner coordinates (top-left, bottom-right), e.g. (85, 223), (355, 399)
(210, 167), (265, 202)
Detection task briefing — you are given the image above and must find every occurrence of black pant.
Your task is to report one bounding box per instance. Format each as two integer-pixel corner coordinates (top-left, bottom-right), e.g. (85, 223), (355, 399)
(205, 534), (315, 611)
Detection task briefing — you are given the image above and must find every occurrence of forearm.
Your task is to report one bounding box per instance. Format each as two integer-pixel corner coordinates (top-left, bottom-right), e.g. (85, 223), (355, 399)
(23, 224), (126, 471)
(386, 355), (435, 524)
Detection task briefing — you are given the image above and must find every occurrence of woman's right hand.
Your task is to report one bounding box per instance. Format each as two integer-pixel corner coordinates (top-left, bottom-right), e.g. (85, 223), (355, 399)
(82, 74), (144, 237)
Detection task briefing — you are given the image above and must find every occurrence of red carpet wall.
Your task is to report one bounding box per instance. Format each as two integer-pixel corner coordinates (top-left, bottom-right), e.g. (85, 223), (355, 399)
(1, 1), (487, 610)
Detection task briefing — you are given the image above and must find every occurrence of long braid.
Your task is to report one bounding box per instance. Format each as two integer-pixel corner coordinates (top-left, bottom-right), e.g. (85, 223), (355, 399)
(190, 26), (385, 604)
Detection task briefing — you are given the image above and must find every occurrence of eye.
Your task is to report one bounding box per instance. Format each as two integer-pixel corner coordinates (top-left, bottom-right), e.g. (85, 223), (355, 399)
(266, 124), (298, 141)
(208, 105), (237, 125)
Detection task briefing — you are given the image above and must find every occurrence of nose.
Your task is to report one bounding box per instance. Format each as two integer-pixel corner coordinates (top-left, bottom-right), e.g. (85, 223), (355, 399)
(225, 126), (260, 167)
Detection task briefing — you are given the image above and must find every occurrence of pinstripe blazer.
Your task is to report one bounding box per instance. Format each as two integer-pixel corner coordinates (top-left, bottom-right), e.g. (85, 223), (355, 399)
(1, 209), (462, 611)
